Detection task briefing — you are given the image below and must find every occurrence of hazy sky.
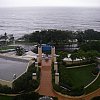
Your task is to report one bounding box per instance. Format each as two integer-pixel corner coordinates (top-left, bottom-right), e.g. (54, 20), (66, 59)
(0, 0), (100, 7)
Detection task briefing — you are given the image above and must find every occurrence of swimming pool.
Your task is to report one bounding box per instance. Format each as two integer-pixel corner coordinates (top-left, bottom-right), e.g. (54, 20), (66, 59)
(0, 57), (28, 82)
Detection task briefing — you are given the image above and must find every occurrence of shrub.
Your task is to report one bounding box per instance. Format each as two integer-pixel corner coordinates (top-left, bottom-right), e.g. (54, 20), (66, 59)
(70, 86), (84, 96)
(0, 84), (12, 94)
(15, 46), (25, 56)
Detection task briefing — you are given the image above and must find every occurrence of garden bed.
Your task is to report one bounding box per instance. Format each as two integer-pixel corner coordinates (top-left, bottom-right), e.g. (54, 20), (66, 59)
(59, 63), (96, 89)
(52, 63), (99, 96)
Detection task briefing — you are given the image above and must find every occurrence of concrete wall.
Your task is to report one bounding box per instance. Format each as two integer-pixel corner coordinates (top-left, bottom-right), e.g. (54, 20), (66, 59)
(0, 54), (28, 63)
(65, 60), (81, 65)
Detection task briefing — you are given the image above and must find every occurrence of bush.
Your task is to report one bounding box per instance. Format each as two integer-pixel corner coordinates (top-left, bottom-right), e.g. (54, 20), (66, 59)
(0, 84), (12, 94)
(15, 46), (25, 56)
(70, 86), (84, 96)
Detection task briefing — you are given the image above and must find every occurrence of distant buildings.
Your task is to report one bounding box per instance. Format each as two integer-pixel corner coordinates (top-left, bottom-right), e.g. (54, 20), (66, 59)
(64, 39), (79, 51)
(0, 33), (14, 45)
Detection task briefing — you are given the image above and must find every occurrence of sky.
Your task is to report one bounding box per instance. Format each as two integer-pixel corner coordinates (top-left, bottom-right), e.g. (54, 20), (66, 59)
(0, 0), (100, 7)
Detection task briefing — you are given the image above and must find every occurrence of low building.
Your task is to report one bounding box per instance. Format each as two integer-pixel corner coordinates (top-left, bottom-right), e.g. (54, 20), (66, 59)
(0, 33), (14, 45)
(63, 54), (83, 64)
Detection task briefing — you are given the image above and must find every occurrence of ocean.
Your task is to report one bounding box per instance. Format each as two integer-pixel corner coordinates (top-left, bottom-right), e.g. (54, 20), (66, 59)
(0, 7), (100, 39)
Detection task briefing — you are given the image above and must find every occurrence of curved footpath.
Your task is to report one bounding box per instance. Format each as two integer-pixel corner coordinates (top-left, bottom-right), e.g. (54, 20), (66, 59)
(37, 60), (100, 100)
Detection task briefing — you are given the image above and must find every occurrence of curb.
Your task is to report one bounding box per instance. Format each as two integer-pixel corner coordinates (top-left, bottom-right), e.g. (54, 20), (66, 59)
(53, 88), (100, 99)
(66, 63), (95, 69)
(84, 72), (100, 89)
(34, 86), (40, 92)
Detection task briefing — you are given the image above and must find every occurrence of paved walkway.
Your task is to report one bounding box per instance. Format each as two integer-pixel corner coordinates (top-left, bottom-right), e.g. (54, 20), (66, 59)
(37, 59), (100, 100)
(38, 59), (55, 96)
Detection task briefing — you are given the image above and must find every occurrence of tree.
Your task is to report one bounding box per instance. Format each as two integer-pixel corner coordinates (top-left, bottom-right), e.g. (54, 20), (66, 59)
(70, 53), (77, 63)
(15, 46), (24, 56)
(77, 50), (85, 62)
(4, 32), (8, 45)
(86, 50), (99, 62)
(80, 41), (100, 52)
(4, 32), (7, 40)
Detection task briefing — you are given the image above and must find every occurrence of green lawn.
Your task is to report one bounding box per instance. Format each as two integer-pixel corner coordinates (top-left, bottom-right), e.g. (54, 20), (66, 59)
(0, 46), (15, 50)
(0, 95), (14, 100)
(60, 64), (96, 88)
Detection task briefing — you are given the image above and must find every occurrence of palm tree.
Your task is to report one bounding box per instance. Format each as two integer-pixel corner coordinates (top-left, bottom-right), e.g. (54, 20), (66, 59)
(77, 50), (85, 63)
(4, 32), (7, 45)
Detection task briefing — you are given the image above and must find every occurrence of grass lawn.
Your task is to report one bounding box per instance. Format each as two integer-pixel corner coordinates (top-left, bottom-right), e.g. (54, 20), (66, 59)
(0, 95), (14, 100)
(60, 64), (96, 88)
(0, 46), (15, 50)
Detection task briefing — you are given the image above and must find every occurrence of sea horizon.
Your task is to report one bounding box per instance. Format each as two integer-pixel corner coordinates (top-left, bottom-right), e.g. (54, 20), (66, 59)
(0, 7), (100, 39)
